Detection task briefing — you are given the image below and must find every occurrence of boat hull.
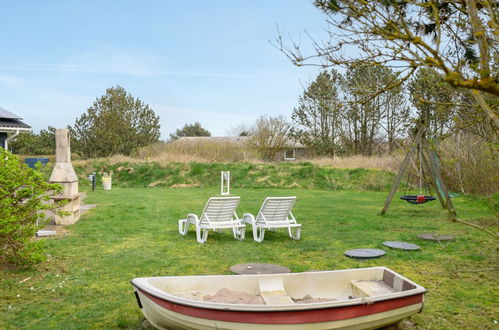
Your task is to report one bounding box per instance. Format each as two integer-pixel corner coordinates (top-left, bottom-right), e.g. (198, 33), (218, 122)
(137, 289), (423, 329)
(131, 267), (426, 330)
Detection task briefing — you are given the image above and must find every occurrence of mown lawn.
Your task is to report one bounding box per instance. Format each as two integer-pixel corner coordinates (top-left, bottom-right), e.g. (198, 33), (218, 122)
(1, 187), (497, 329)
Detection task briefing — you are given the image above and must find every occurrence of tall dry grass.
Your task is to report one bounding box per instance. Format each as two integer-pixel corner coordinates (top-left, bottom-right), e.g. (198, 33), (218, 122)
(69, 140), (259, 166)
(73, 153), (214, 167)
(308, 155), (403, 172)
(439, 133), (499, 195)
(72, 141), (404, 172)
(134, 141), (404, 171)
(134, 140), (262, 164)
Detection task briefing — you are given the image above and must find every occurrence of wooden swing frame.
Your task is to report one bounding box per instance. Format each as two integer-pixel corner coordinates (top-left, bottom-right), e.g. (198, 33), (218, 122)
(381, 124), (457, 221)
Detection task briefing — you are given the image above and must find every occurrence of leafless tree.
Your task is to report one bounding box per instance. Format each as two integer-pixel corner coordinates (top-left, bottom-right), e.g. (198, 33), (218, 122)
(274, 0), (499, 128)
(248, 115), (291, 161)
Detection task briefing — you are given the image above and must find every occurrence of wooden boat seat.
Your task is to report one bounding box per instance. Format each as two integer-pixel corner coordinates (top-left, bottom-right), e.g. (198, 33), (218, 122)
(259, 278), (295, 305)
(260, 290), (294, 305)
(351, 280), (396, 298)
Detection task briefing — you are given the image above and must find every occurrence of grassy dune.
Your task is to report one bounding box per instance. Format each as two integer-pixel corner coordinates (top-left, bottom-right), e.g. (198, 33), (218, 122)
(69, 161), (397, 192)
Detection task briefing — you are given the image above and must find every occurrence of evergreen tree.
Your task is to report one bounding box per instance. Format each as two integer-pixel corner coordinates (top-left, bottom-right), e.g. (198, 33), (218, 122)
(71, 86), (160, 158)
(169, 122), (211, 141)
(292, 71), (342, 156)
(408, 68), (458, 138)
(10, 126), (56, 155)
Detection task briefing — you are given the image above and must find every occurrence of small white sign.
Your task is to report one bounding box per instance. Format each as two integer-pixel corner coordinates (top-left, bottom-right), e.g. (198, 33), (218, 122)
(221, 171), (230, 195)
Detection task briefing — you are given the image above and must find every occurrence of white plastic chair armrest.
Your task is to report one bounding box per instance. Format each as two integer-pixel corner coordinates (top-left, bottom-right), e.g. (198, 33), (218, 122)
(243, 213), (255, 225)
(288, 211), (298, 223)
(186, 213), (199, 224)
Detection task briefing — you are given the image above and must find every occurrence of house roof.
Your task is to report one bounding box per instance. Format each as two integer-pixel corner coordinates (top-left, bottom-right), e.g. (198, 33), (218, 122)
(0, 118), (32, 129)
(0, 107), (22, 119)
(172, 136), (306, 148)
(174, 136), (248, 143)
(0, 107), (31, 130)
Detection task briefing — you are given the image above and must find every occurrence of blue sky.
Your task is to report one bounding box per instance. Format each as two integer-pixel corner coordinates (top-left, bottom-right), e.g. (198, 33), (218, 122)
(0, 1), (328, 138)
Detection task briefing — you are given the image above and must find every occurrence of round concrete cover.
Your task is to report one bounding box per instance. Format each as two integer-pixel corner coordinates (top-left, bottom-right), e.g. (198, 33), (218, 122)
(417, 233), (455, 242)
(344, 249), (385, 259)
(383, 241), (421, 250)
(230, 263), (291, 275)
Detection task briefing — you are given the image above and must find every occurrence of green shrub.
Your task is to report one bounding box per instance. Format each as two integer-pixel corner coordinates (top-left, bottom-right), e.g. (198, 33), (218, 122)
(0, 148), (62, 266)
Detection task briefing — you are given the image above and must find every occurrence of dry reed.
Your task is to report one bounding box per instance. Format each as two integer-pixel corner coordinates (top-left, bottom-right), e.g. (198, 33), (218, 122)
(438, 134), (499, 195)
(308, 155), (403, 172)
(72, 141), (404, 172)
(134, 140), (262, 164)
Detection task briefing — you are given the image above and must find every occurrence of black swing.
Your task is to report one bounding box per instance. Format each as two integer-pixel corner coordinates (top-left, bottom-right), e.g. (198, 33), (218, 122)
(400, 144), (436, 204)
(400, 195), (436, 204)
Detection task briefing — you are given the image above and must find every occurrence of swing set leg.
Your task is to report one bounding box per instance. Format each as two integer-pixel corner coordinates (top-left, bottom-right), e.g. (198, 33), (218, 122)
(426, 145), (457, 221)
(420, 153), (446, 209)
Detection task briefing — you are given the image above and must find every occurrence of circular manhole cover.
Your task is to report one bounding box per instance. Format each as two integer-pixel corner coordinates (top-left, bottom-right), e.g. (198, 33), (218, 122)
(417, 233), (455, 242)
(383, 241), (421, 251)
(344, 248), (386, 259)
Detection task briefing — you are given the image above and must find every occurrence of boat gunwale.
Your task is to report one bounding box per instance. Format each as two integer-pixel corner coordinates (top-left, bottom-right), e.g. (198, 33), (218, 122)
(130, 267), (427, 312)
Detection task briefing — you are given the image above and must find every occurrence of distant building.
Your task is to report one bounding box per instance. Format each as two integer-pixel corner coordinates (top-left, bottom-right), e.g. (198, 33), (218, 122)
(172, 136), (309, 161)
(0, 107), (31, 150)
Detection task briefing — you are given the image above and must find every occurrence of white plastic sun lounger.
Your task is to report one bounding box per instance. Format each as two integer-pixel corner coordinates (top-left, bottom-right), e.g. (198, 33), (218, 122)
(243, 197), (301, 242)
(178, 196), (245, 244)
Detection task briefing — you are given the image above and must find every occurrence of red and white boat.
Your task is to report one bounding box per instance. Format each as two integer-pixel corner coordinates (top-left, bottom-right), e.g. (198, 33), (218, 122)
(131, 267), (426, 329)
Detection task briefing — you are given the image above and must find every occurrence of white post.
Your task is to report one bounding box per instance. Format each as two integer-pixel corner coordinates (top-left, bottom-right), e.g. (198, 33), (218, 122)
(5, 129), (20, 150)
(221, 171), (230, 195)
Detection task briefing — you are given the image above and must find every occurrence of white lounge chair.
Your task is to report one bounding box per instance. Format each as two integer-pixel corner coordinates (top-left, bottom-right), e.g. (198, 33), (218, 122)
(178, 197), (245, 244)
(243, 197), (301, 242)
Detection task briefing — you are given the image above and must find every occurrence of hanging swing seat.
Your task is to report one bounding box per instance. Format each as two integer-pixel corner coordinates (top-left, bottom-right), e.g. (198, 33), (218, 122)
(400, 195), (436, 204)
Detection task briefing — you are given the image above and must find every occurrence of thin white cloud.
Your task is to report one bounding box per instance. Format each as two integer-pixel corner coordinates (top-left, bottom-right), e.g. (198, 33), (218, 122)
(0, 46), (302, 79)
(0, 47), (302, 138)
(192, 98), (294, 104)
(0, 63), (297, 79)
(0, 73), (27, 89)
(0, 72), (93, 131)
(0, 73), (91, 107)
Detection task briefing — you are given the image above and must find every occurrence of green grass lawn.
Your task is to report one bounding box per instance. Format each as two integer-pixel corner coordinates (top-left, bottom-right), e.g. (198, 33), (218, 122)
(1, 187), (497, 329)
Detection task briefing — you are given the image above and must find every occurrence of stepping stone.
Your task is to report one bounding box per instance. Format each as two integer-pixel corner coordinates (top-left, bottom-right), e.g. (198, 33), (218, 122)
(80, 204), (97, 210)
(80, 204), (97, 215)
(345, 249), (385, 259)
(383, 241), (420, 251)
(417, 233), (455, 242)
(36, 230), (56, 237)
(230, 263), (291, 275)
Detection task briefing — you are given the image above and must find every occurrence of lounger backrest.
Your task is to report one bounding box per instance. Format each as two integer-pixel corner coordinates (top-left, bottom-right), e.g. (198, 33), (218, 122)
(200, 197), (240, 224)
(256, 197), (296, 223)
